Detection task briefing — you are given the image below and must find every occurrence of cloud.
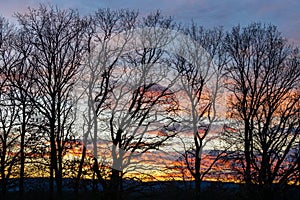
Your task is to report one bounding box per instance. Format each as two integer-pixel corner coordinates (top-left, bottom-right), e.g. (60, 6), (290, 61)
(0, 0), (31, 18)
(1, 0), (299, 44)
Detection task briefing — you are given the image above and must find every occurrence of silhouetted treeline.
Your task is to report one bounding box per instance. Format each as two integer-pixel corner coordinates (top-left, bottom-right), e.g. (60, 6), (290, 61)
(0, 4), (299, 200)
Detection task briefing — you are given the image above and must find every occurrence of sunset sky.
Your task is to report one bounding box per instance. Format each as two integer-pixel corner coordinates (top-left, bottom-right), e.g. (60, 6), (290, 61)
(0, 0), (299, 186)
(1, 0), (300, 44)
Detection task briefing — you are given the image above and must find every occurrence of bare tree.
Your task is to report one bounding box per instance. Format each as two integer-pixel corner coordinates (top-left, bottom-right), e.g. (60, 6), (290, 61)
(6, 28), (39, 197)
(0, 88), (21, 197)
(224, 23), (300, 198)
(0, 16), (42, 198)
(76, 10), (179, 199)
(16, 5), (87, 194)
(0, 16), (23, 197)
(91, 11), (179, 199)
(75, 8), (138, 192)
(171, 24), (227, 195)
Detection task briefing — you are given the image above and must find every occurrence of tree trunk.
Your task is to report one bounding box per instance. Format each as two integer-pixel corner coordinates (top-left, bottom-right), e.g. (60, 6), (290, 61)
(56, 95), (63, 195)
(56, 151), (63, 195)
(19, 104), (26, 198)
(195, 146), (201, 197)
(110, 169), (122, 200)
(19, 124), (25, 197)
(75, 145), (86, 193)
(244, 123), (252, 186)
(0, 178), (7, 199)
(0, 158), (7, 199)
(93, 158), (107, 190)
(50, 122), (57, 195)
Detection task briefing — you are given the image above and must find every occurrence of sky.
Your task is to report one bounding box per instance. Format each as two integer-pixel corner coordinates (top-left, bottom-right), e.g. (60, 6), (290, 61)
(0, 0), (299, 181)
(0, 0), (299, 44)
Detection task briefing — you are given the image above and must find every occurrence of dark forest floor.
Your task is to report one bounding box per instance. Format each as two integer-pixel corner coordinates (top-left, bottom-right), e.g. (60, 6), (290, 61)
(1, 179), (299, 200)
(2, 189), (300, 200)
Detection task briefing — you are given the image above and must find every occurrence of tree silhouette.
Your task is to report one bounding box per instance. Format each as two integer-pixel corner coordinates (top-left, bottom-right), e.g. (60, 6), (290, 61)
(0, 16), (23, 198)
(16, 5), (88, 194)
(76, 8), (138, 192)
(100, 11), (179, 199)
(171, 24), (228, 195)
(224, 23), (300, 198)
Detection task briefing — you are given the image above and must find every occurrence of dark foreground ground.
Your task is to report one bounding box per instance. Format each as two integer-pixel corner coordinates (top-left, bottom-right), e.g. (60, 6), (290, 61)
(1, 179), (300, 200)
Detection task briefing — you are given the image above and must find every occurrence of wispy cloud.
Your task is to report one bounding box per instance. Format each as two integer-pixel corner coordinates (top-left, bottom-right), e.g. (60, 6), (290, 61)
(1, 0), (299, 44)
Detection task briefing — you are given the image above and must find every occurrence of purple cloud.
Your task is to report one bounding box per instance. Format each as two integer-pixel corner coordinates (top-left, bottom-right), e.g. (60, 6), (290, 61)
(0, 0), (299, 44)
